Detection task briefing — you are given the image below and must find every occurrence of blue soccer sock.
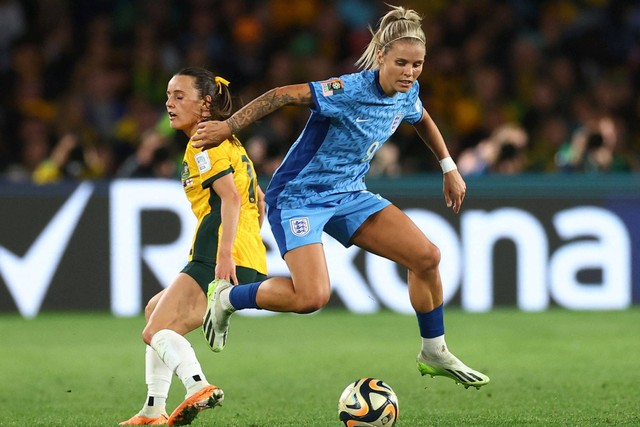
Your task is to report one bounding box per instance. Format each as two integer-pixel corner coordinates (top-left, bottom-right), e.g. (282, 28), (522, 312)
(228, 281), (262, 310)
(415, 304), (445, 338)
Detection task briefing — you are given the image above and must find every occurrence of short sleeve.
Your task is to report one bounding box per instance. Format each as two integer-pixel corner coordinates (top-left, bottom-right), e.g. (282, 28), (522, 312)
(309, 76), (351, 118)
(197, 143), (234, 188)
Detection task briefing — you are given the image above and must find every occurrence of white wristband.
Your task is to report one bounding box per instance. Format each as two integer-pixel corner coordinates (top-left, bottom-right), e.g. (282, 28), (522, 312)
(439, 157), (457, 174)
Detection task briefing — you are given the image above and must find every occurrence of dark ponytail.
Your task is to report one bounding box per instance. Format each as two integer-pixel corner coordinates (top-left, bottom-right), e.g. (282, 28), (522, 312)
(174, 67), (233, 121)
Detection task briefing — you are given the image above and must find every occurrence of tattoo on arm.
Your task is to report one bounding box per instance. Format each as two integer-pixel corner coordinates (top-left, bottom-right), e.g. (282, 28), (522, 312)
(227, 86), (312, 134)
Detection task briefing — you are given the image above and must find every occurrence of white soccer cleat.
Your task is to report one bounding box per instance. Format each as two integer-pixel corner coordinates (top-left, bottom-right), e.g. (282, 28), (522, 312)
(202, 279), (234, 352)
(417, 351), (490, 389)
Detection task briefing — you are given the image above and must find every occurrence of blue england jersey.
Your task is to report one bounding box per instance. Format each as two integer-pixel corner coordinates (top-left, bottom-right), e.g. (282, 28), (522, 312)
(265, 69), (424, 209)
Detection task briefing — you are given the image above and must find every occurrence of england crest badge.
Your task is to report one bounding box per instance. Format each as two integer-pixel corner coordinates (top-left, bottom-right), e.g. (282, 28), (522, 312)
(290, 217), (310, 236)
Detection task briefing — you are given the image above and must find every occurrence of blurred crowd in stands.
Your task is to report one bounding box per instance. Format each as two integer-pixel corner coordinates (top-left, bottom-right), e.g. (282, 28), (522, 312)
(1, 0), (640, 184)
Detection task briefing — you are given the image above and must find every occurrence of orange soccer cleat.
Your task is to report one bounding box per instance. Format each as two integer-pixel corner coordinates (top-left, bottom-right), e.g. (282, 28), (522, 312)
(119, 413), (169, 425)
(167, 385), (224, 426)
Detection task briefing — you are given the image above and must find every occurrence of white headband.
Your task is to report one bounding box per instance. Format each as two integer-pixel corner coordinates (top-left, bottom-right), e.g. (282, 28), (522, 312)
(382, 35), (425, 49)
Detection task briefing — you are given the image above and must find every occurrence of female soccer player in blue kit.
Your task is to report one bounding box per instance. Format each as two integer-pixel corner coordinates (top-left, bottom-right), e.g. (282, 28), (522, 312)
(194, 5), (489, 389)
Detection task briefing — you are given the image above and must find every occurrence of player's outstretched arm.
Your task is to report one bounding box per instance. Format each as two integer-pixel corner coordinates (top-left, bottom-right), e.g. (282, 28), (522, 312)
(192, 84), (313, 149)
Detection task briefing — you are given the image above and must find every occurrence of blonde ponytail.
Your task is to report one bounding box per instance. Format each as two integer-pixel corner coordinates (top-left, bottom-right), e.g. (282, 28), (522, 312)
(355, 5), (426, 70)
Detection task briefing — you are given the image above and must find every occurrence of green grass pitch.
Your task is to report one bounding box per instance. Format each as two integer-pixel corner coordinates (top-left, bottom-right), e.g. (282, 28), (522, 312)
(1, 308), (639, 426)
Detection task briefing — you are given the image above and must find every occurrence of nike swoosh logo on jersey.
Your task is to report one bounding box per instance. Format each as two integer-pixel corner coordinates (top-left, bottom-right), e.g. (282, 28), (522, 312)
(355, 117), (370, 122)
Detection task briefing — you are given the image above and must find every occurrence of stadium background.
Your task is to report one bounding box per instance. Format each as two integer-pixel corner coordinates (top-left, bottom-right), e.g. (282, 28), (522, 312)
(1, 0), (639, 316)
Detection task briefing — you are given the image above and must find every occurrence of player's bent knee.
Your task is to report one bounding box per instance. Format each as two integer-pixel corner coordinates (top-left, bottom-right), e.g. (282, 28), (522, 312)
(427, 244), (441, 267)
(411, 244), (441, 274)
(295, 292), (330, 313)
(296, 301), (325, 313)
(141, 328), (154, 346)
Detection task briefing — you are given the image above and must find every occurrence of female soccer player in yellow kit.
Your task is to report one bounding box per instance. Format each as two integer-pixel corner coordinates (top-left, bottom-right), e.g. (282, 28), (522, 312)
(120, 67), (267, 426)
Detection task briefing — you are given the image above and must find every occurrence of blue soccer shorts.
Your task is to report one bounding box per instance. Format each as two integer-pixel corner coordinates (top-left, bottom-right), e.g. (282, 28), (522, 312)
(267, 191), (391, 258)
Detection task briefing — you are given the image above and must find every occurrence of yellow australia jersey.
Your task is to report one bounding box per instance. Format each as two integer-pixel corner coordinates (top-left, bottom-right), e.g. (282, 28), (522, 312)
(181, 137), (267, 275)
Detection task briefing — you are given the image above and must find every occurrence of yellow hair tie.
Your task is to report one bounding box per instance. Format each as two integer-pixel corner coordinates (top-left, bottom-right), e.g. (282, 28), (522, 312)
(214, 76), (230, 94)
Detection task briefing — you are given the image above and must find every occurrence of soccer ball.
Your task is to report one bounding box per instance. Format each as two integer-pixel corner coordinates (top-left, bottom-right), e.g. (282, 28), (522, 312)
(338, 378), (399, 426)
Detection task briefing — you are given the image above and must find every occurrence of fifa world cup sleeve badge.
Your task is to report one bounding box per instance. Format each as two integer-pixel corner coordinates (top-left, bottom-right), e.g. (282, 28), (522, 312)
(194, 151), (212, 173)
(321, 79), (344, 97)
